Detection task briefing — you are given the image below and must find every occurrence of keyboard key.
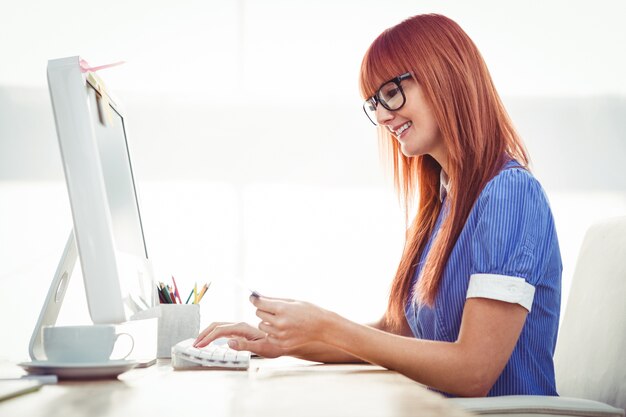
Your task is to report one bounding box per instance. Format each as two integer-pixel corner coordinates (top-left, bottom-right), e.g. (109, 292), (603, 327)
(172, 338), (250, 369)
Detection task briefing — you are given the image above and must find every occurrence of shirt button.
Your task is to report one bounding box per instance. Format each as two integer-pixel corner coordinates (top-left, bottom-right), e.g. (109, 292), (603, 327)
(509, 286), (517, 293)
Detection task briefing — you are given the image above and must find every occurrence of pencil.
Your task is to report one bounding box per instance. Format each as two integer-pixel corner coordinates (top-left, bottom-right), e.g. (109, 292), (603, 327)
(157, 285), (166, 304)
(185, 289), (194, 304)
(161, 284), (173, 304)
(171, 276), (183, 304)
(168, 285), (177, 304)
(196, 282), (211, 304)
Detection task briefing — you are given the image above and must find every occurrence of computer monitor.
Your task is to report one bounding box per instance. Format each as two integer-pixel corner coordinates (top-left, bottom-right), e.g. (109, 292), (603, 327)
(29, 56), (157, 360)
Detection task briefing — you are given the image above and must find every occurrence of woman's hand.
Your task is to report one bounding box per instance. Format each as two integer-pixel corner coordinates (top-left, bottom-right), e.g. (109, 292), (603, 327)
(194, 321), (286, 358)
(251, 295), (334, 350)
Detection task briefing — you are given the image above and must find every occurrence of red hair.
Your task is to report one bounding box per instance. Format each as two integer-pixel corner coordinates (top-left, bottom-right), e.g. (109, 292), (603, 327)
(359, 14), (529, 332)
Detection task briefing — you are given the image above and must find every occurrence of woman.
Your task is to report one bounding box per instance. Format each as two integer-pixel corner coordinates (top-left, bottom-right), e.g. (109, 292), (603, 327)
(195, 14), (562, 398)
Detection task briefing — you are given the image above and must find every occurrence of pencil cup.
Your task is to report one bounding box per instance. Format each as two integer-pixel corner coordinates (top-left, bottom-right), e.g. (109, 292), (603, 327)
(157, 304), (200, 358)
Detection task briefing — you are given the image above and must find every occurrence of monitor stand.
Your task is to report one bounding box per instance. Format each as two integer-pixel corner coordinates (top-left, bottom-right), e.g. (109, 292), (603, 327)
(28, 230), (158, 366)
(29, 231), (76, 361)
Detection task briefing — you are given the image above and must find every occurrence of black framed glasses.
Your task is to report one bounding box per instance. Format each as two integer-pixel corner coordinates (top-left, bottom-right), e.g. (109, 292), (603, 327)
(362, 72), (412, 126)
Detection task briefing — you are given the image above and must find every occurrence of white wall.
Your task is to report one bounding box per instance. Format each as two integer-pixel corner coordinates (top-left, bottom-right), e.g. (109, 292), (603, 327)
(1, 1), (625, 362)
(2, 1), (626, 97)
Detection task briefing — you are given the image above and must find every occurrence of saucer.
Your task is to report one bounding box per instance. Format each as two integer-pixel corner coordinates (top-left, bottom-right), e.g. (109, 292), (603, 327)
(18, 360), (138, 380)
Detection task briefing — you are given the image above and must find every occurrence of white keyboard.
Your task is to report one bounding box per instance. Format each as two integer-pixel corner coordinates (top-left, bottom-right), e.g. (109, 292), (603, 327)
(171, 338), (250, 370)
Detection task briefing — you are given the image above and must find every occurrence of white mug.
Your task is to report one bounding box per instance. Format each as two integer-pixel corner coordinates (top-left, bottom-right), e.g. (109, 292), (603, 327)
(43, 325), (134, 363)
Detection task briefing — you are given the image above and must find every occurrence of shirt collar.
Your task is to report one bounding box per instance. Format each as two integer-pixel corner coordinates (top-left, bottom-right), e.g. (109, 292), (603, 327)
(439, 169), (450, 202)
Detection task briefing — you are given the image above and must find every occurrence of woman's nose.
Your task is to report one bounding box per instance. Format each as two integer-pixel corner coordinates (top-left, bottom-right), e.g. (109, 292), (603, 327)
(375, 105), (394, 125)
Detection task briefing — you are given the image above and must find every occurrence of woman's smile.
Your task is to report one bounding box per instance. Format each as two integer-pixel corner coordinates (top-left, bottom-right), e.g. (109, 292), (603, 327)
(389, 121), (413, 141)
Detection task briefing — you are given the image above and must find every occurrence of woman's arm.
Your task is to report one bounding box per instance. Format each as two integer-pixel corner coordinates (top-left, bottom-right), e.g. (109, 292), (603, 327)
(253, 296), (527, 397)
(194, 312), (413, 364)
(286, 315), (413, 363)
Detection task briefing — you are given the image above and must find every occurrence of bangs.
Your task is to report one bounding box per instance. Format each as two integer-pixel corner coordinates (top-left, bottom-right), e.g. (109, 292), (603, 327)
(359, 26), (420, 99)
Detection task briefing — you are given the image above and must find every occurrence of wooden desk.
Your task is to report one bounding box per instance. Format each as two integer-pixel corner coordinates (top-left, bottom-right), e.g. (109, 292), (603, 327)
(0, 358), (472, 417)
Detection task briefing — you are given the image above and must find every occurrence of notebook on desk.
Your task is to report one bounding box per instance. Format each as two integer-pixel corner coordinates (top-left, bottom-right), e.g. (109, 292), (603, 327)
(0, 380), (42, 402)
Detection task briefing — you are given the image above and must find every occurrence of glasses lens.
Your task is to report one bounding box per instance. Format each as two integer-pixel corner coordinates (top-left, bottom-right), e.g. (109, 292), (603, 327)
(379, 81), (405, 110)
(363, 99), (378, 125)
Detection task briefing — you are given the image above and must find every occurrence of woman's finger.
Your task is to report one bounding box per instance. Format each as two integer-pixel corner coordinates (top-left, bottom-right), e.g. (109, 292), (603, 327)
(194, 322), (230, 345)
(256, 309), (275, 323)
(194, 322), (255, 347)
(266, 333), (281, 345)
(251, 294), (295, 302)
(250, 295), (284, 315)
(257, 321), (277, 337)
(228, 336), (284, 359)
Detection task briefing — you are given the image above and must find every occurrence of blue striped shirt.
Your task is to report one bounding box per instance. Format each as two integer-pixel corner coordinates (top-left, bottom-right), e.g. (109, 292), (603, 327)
(405, 160), (562, 396)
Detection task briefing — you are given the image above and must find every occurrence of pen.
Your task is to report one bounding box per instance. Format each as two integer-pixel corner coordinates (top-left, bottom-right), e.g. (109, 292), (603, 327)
(193, 282), (198, 304)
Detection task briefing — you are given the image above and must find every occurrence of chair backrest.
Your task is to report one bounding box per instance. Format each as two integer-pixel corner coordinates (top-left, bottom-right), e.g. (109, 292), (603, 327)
(554, 216), (626, 409)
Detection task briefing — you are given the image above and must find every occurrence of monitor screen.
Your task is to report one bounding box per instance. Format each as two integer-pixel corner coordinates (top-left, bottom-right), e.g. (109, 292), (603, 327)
(86, 83), (148, 260)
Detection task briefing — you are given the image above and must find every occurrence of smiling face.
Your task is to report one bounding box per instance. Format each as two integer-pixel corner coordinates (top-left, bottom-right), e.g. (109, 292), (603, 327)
(375, 77), (446, 165)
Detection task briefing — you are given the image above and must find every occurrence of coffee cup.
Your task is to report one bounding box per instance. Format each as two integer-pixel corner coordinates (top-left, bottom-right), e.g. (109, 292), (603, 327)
(42, 325), (134, 363)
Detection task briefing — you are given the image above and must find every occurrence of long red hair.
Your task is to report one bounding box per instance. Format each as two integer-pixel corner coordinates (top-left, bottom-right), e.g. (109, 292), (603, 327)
(359, 14), (529, 332)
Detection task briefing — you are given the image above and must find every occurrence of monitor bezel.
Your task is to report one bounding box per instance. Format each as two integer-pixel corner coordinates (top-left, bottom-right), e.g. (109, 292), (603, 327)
(47, 56), (155, 324)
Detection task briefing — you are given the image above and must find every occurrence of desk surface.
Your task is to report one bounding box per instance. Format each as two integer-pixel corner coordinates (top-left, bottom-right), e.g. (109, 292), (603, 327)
(0, 357), (472, 417)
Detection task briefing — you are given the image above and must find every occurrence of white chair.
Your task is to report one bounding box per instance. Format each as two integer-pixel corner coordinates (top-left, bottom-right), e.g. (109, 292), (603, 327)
(450, 216), (626, 417)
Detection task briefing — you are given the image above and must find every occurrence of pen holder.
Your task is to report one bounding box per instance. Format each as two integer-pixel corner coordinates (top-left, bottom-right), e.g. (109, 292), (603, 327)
(157, 304), (200, 358)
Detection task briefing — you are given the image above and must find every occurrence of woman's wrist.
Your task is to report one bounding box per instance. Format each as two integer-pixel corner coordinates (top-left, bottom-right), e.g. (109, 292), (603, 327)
(318, 308), (344, 346)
